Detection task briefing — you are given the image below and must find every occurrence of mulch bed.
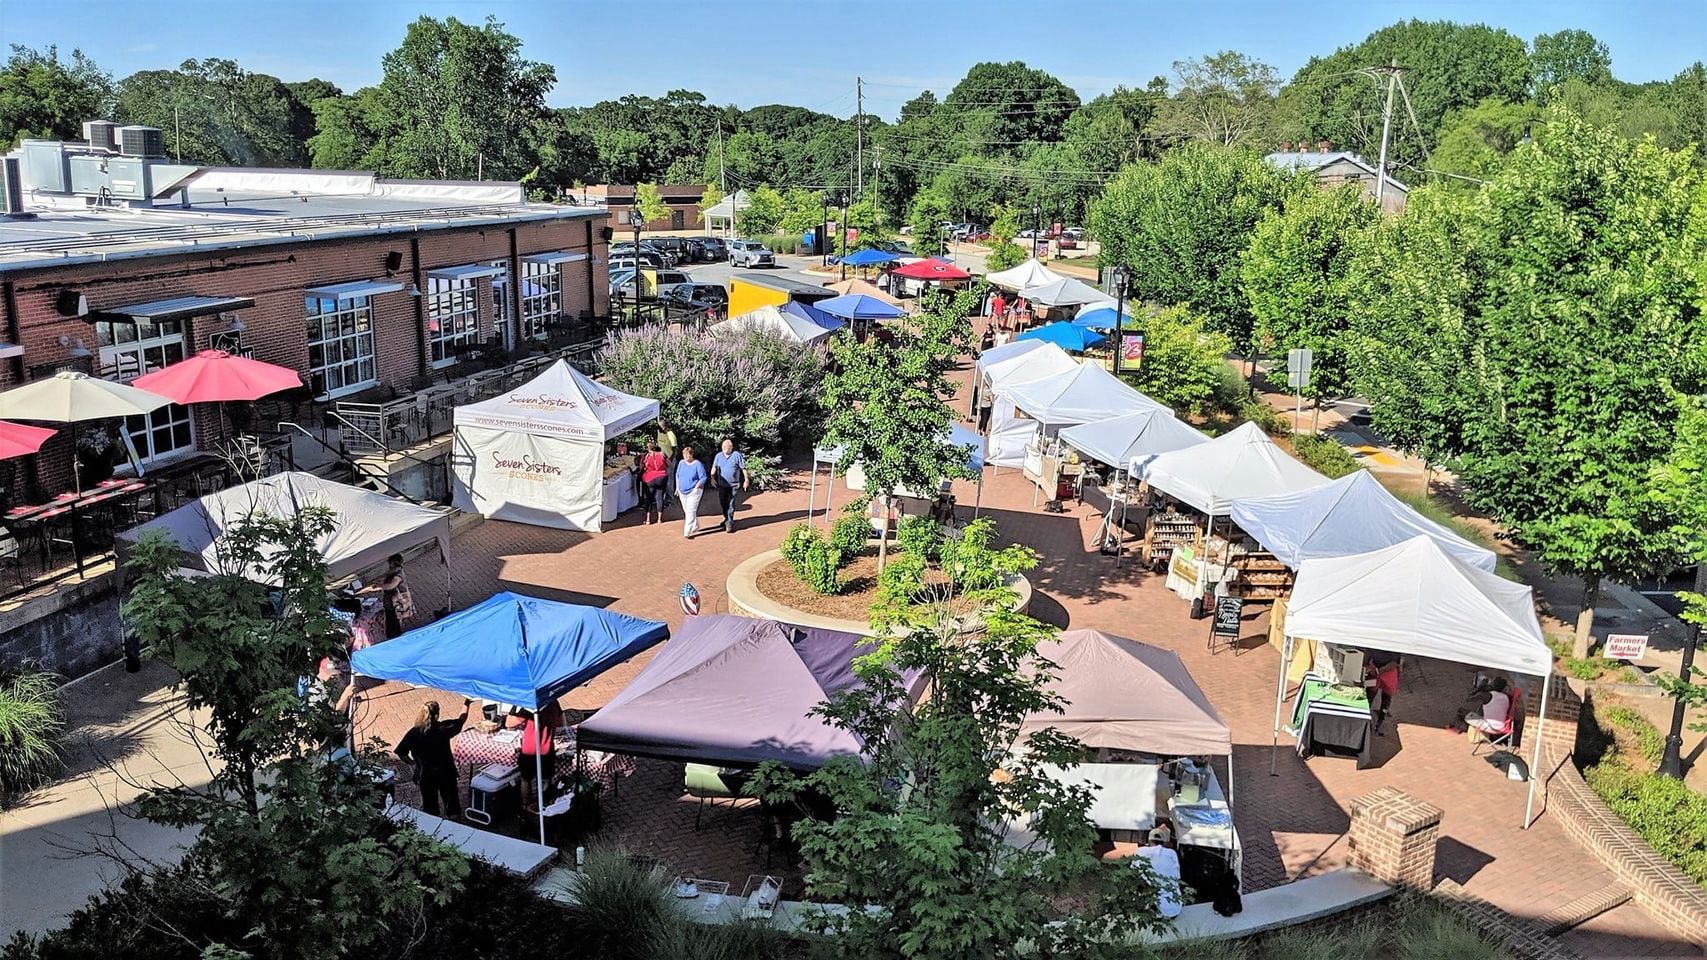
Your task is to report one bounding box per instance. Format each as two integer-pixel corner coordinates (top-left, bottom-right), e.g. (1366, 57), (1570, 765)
(753, 550), (975, 622)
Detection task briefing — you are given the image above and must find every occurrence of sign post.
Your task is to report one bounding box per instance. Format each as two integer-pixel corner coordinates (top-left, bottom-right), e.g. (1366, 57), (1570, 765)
(1287, 347), (1313, 434)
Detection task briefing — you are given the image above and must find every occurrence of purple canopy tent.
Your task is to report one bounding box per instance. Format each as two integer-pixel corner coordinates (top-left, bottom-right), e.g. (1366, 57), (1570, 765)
(576, 615), (924, 770)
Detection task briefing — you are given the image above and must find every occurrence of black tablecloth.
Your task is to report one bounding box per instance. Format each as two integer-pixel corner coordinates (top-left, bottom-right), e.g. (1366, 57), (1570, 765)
(1300, 708), (1373, 769)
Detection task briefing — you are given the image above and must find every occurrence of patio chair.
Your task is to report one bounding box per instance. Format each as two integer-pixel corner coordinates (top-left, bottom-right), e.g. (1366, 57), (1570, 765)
(1469, 684), (1521, 757)
(683, 763), (748, 830)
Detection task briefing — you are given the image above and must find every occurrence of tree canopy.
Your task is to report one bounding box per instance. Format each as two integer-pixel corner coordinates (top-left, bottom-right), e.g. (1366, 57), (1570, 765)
(1, 44), (111, 147)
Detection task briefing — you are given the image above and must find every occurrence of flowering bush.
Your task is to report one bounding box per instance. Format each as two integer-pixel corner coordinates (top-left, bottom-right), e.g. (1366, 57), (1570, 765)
(599, 324), (827, 488)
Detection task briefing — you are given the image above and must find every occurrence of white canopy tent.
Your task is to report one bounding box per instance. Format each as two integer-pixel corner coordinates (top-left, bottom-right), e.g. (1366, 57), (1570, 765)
(1020, 276), (1114, 308)
(989, 361), (1164, 468)
(970, 339), (1080, 420)
(1058, 409), (1208, 473)
(809, 422), (987, 521)
(986, 258), (1065, 293)
(1138, 421), (1329, 517)
(713, 305), (835, 345)
(1229, 470), (1498, 572)
(451, 360), (659, 531)
(1270, 535), (1553, 826)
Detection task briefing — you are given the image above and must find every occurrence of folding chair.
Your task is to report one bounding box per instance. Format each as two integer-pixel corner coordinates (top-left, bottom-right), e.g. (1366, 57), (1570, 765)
(1469, 688), (1519, 757)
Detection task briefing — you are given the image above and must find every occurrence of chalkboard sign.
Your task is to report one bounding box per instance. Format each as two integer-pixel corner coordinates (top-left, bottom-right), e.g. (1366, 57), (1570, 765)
(1211, 596), (1244, 639)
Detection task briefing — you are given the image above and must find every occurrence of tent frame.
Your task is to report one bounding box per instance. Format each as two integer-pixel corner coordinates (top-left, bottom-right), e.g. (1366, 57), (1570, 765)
(807, 447), (985, 526)
(1268, 632), (1551, 828)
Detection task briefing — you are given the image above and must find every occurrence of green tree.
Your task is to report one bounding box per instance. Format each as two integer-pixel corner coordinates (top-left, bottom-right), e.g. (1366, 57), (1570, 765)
(1156, 50), (1282, 148)
(1431, 97), (1538, 184)
(1089, 145), (1301, 353)
(308, 87), (383, 169)
(122, 512), (469, 958)
(0, 44), (111, 146)
(1278, 20), (1531, 168)
(737, 184), (785, 235)
(363, 15), (555, 180)
(697, 182), (725, 215)
(908, 188), (953, 254)
(943, 61), (1080, 152)
(1241, 184), (1382, 401)
(702, 129), (783, 187)
(752, 517), (1168, 960)
(633, 182), (671, 225)
(983, 202), (1026, 271)
(1125, 305), (1236, 415)
(820, 288), (978, 568)
(114, 59), (306, 166)
(778, 187), (828, 236)
(1531, 29), (1613, 92)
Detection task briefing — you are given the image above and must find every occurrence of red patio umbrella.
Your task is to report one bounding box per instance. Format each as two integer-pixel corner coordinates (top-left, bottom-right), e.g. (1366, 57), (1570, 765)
(131, 350), (302, 403)
(0, 420), (57, 461)
(891, 260), (972, 281)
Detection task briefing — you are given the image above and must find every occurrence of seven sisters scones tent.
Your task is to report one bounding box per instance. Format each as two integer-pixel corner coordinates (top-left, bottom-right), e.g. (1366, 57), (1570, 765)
(452, 359), (659, 532)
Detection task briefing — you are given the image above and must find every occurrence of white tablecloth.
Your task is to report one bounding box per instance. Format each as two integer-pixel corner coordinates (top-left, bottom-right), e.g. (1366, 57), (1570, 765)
(1035, 762), (1161, 831)
(1170, 766), (1235, 851)
(601, 467), (638, 523)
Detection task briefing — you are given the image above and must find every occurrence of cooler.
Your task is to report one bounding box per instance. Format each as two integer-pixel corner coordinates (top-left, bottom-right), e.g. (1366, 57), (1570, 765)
(465, 762), (519, 826)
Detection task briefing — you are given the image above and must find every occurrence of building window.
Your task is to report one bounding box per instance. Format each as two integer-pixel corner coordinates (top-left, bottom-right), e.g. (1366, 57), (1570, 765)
(305, 295), (377, 398)
(426, 277), (479, 366)
(94, 318), (195, 464)
(489, 260), (512, 336)
(520, 260), (563, 339)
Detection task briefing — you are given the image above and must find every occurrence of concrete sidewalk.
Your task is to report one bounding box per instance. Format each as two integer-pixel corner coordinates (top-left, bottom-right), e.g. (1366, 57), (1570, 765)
(0, 660), (214, 937)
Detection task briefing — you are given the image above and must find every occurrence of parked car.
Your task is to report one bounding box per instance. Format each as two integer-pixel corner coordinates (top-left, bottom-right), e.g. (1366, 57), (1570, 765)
(1059, 227), (1085, 250)
(728, 240), (775, 268)
(880, 239), (914, 256)
(646, 269), (693, 300)
(609, 252), (663, 271)
(663, 283), (729, 319)
(694, 237), (728, 261)
(609, 268), (638, 299)
(611, 241), (675, 266)
(650, 236), (698, 264)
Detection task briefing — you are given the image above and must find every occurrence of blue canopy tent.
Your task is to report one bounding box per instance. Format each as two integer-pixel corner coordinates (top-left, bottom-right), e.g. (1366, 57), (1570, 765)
(781, 299), (842, 331)
(815, 293), (906, 322)
(1073, 305), (1119, 330)
(837, 248), (900, 267)
(1017, 321), (1106, 353)
(351, 591), (669, 841)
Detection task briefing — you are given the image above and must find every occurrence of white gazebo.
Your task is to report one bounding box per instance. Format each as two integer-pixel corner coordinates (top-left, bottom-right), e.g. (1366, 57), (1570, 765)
(1138, 421), (1329, 517)
(1020, 276), (1115, 308)
(990, 361), (1164, 469)
(451, 360), (658, 531)
(970, 340), (1079, 417)
(1271, 535), (1554, 826)
(702, 189), (750, 236)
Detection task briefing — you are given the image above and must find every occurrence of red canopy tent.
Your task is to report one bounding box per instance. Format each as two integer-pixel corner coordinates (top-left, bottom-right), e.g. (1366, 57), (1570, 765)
(891, 260), (972, 281)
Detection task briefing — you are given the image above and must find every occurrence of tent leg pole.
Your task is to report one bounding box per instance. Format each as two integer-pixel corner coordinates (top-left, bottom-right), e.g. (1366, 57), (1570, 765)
(808, 465), (817, 527)
(537, 748), (547, 845)
(1524, 674), (1552, 829)
(1270, 634), (1292, 776)
(975, 476), (983, 519)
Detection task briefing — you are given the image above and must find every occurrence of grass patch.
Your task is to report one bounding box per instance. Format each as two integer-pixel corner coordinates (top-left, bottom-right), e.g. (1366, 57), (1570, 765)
(1545, 633), (1622, 681)
(1136, 895), (1503, 960)
(1390, 488), (1517, 582)
(0, 670), (66, 809)
(1290, 433), (1363, 479)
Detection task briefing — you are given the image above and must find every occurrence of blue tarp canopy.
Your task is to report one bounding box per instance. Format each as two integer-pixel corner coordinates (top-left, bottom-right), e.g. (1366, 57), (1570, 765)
(838, 248), (900, 266)
(781, 299), (843, 330)
(1017, 321), (1106, 352)
(1073, 306), (1122, 330)
(350, 592), (669, 709)
(815, 293), (906, 321)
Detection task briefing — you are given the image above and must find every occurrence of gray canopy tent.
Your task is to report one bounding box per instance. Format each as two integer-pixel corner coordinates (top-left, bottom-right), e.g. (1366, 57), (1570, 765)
(577, 614), (925, 770)
(118, 471), (452, 607)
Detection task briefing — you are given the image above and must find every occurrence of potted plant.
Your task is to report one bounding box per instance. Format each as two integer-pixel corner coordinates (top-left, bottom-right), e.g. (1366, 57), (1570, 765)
(75, 426), (117, 487)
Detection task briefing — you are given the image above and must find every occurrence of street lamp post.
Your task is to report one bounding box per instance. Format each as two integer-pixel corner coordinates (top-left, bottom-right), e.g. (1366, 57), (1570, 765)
(1032, 202), (1042, 259)
(838, 192), (849, 280)
(1111, 264), (1129, 378)
(820, 192), (830, 268)
(629, 205), (645, 326)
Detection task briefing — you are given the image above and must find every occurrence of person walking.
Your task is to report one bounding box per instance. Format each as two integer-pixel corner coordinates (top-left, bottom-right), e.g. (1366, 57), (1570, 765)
(640, 442), (670, 524)
(395, 697), (475, 818)
(676, 445), (708, 538)
(711, 439), (748, 533)
(656, 419), (680, 506)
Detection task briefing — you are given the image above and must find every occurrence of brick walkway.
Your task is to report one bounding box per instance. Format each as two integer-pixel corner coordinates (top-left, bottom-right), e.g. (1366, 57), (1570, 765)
(353, 357), (1696, 958)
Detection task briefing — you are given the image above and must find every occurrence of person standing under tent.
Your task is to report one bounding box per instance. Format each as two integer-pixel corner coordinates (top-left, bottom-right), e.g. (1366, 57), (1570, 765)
(512, 701), (563, 802)
(676, 445), (708, 538)
(990, 292), (1007, 332)
(711, 438), (748, 534)
(1363, 650), (1401, 736)
(395, 697), (474, 818)
(1013, 296), (1030, 330)
(640, 442), (670, 524)
(358, 553), (413, 640)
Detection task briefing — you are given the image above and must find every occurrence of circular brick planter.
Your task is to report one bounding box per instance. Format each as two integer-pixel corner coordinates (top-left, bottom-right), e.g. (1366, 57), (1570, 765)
(726, 549), (1032, 636)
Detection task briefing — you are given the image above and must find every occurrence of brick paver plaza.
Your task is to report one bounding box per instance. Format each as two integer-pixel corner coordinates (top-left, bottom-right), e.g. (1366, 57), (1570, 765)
(355, 359), (1696, 958)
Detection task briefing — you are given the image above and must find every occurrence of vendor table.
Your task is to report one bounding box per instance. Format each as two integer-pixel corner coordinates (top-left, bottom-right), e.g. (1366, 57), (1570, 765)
(450, 727), (634, 789)
(601, 460), (638, 524)
(1288, 672), (1373, 769)
(1003, 762), (1161, 849)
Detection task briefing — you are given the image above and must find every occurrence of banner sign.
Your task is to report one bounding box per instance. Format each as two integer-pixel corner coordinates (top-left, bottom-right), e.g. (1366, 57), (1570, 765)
(1121, 335), (1144, 365)
(1604, 634), (1648, 660)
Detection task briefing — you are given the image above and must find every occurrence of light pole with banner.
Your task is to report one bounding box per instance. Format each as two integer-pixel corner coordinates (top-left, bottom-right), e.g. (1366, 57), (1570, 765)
(629, 205), (645, 326)
(838, 192), (849, 280)
(1111, 264), (1130, 378)
(1032, 202), (1042, 259)
(1288, 347), (1313, 434)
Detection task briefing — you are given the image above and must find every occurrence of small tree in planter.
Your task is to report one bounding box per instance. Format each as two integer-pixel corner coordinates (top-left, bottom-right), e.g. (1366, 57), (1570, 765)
(820, 288), (979, 569)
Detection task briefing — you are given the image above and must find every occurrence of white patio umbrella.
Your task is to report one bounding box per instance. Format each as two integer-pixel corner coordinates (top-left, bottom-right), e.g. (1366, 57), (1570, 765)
(0, 371), (173, 489)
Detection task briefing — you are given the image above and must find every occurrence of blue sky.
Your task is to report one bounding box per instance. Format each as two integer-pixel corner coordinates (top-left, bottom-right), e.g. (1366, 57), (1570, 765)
(5, 0), (1701, 117)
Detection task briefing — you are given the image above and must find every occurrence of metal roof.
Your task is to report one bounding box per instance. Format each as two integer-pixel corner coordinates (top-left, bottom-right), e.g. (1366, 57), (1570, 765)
(1264, 151), (1408, 191)
(99, 295), (256, 322)
(0, 184), (607, 274)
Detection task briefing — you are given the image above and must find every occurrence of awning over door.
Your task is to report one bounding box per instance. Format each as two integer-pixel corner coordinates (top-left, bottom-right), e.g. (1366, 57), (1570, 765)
(523, 251), (586, 266)
(305, 279), (405, 298)
(428, 264), (503, 281)
(96, 295), (255, 323)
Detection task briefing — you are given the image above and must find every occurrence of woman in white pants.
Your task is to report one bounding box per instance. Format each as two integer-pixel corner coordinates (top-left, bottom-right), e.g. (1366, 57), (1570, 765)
(676, 445), (707, 538)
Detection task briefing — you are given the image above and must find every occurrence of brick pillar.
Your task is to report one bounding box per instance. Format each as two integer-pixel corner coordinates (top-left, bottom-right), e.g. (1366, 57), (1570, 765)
(1535, 675), (1580, 756)
(1348, 787), (1443, 890)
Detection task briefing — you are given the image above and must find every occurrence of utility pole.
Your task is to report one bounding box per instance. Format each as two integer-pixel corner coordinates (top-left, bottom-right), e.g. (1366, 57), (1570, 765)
(1367, 61), (1403, 209)
(856, 77), (864, 200)
(716, 120), (727, 193)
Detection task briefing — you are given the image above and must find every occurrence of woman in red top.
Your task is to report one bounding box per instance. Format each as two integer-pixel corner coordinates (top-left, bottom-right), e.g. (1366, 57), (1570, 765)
(640, 442), (670, 524)
(514, 700), (563, 801)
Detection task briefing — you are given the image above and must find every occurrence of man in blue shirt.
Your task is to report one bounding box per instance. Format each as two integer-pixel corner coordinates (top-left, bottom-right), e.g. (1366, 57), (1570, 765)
(675, 445), (708, 538)
(711, 439), (748, 533)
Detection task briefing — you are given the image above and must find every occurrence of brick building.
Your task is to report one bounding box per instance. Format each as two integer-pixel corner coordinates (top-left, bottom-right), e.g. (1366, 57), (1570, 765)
(1265, 141), (1409, 214)
(579, 184), (710, 231)
(0, 153), (611, 495)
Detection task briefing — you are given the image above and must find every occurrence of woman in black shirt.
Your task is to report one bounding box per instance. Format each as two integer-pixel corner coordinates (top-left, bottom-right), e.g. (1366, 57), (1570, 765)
(395, 697), (473, 818)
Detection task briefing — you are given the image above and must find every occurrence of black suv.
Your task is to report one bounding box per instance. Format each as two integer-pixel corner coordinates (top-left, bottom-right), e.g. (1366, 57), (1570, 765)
(650, 236), (698, 264)
(695, 237), (728, 261)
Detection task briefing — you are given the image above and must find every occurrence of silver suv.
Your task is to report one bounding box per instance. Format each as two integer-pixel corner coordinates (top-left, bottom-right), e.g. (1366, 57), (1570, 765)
(729, 240), (775, 268)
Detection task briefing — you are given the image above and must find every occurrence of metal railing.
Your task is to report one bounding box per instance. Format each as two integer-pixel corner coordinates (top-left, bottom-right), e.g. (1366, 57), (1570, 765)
(334, 341), (601, 455)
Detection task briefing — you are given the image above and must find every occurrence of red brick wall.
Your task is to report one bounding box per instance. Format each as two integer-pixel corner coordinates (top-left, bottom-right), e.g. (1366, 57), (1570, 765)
(1, 212), (610, 491)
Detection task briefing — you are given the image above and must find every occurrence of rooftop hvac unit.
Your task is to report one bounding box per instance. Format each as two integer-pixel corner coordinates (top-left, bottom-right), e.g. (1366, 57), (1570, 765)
(82, 120), (118, 152)
(2, 158), (26, 217)
(116, 125), (165, 159)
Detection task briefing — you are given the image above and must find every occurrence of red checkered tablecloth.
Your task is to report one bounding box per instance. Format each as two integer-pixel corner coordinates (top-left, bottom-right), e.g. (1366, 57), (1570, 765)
(450, 728), (579, 770)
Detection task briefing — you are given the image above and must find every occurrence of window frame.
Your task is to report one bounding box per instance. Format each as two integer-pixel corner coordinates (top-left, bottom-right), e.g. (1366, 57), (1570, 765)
(519, 259), (563, 340)
(94, 317), (196, 465)
(304, 294), (379, 400)
(425, 277), (481, 368)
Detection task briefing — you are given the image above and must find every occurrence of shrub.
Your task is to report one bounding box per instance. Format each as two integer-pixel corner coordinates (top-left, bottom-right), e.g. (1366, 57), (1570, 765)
(1238, 397), (1290, 435)
(896, 514), (942, 560)
(1290, 433), (1363, 479)
(564, 848), (675, 960)
(781, 523), (818, 572)
(798, 537), (844, 596)
(1585, 760), (1707, 884)
(830, 510), (873, 557)
(1211, 361), (1250, 414)
(600, 324), (826, 487)
(760, 232), (805, 255)
(0, 670), (65, 809)
(1121, 305), (1235, 416)
(1600, 704), (1666, 766)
